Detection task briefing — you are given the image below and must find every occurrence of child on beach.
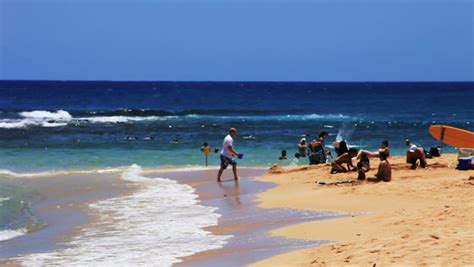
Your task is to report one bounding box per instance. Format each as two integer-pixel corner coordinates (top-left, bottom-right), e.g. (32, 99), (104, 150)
(368, 151), (392, 182)
(356, 161), (369, 180)
(330, 148), (358, 173)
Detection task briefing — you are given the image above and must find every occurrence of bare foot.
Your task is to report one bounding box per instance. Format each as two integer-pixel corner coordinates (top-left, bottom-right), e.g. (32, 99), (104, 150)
(217, 179), (222, 182)
(234, 177), (240, 180)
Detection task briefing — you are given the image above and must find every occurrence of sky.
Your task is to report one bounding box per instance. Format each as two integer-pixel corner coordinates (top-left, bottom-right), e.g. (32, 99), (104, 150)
(0, 0), (472, 81)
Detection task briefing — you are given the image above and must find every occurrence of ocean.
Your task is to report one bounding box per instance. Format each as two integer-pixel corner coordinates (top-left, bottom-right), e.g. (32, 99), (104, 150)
(0, 81), (473, 264)
(1, 81), (472, 172)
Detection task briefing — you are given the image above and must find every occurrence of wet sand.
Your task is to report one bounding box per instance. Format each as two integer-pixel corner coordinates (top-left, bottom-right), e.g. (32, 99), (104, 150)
(148, 168), (341, 266)
(1, 167), (344, 266)
(0, 172), (137, 263)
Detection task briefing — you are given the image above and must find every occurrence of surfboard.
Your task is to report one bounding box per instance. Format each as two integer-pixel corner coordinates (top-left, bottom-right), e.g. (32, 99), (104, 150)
(429, 125), (474, 149)
(316, 180), (354, 185)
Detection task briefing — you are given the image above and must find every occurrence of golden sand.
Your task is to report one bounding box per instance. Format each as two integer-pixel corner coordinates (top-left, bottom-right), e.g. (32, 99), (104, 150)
(250, 154), (474, 266)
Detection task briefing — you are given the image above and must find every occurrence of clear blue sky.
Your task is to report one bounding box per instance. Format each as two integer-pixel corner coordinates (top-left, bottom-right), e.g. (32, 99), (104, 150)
(1, 0), (472, 81)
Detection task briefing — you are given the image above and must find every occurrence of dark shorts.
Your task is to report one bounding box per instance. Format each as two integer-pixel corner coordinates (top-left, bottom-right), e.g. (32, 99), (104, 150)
(220, 155), (236, 169)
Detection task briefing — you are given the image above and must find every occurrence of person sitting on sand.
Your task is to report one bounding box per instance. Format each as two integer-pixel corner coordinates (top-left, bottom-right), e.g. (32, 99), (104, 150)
(368, 151), (391, 182)
(406, 140), (427, 169)
(330, 148), (358, 173)
(298, 138), (307, 157)
(308, 131), (329, 165)
(355, 140), (390, 161)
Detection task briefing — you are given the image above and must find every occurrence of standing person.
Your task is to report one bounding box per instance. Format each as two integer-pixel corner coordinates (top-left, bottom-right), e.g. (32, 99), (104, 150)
(200, 142), (211, 166)
(308, 131), (329, 165)
(217, 128), (241, 182)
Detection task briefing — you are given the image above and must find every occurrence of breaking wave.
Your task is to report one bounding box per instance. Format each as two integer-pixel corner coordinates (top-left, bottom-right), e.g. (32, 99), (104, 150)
(0, 109), (354, 129)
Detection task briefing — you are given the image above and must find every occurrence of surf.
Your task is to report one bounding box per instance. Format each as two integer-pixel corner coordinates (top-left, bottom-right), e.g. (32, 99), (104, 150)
(16, 165), (231, 266)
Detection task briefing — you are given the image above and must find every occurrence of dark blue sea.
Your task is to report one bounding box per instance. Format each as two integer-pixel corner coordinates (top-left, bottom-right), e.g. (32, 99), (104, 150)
(0, 81), (473, 172)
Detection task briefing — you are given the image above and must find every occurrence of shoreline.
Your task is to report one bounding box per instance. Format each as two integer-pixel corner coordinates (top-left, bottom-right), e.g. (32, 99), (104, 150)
(0, 172), (138, 263)
(2, 154), (471, 266)
(249, 153), (474, 266)
(1, 166), (338, 266)
(153, 168), (340, 266)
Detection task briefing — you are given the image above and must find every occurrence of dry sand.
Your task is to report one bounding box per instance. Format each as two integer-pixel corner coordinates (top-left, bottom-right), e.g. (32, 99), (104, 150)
(250, 154), (474, 266)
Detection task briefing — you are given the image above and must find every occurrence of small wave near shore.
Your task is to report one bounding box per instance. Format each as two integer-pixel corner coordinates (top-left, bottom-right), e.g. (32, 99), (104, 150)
(15, 164), (230, 266)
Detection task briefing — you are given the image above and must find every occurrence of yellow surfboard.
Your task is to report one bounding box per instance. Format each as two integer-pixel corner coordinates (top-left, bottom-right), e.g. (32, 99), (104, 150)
(429, 125), (474, 149)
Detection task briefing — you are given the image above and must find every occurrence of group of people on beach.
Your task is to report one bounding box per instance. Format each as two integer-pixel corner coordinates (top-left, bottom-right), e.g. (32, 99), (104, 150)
(298, 131), (392, 182)
(296, 130), (440, 182)
(215, 127), (440, 183)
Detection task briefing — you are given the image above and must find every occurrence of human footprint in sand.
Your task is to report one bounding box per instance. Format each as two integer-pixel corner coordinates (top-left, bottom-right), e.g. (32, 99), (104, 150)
(217, 128), (241, 182)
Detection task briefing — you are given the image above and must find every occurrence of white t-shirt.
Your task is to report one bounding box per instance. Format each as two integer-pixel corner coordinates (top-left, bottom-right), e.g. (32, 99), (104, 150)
(221, 134), (234, 158)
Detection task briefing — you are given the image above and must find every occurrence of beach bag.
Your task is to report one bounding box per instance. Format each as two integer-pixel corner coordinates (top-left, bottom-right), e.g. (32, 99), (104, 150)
(429, 146), (441, 157)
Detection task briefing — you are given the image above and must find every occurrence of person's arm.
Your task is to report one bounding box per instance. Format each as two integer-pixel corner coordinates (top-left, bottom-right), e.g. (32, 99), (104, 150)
(228, 145), (239, 157)
(347, 159), (354, 171)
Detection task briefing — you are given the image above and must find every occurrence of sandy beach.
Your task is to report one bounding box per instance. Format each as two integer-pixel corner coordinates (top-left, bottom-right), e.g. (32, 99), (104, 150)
(249, 153), (474, 266)
(1, 154), (472, 266)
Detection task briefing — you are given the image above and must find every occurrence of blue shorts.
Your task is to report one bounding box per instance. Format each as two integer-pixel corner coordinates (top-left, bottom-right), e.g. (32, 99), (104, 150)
(220, 155), (236, 169)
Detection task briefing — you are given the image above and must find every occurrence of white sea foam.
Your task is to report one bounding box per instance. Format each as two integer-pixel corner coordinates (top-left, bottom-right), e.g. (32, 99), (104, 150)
(0, 119), (32, 129)
(18, 164), (230, 266)
(19, 110), (72, 120)
(79, 115), (174, 123)
(0, 109), (354, 129)
(0, 167), (124, 178)
(0, 228), (26, 242)
(0, 110), (72, 129)
(190, 113), (351, 121)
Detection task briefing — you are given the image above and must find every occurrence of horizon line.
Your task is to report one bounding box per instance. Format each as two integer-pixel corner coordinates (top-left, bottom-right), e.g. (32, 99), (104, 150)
(1, 79), (473, 83)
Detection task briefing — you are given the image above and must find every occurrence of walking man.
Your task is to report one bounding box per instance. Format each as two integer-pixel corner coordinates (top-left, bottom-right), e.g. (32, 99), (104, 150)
(217, 128), (240, 182)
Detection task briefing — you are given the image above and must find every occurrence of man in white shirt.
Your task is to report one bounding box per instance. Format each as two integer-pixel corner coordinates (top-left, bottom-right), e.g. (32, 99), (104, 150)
(217, 128), (240, 182)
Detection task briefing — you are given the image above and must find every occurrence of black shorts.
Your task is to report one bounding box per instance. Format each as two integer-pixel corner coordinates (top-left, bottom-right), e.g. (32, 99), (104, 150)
(220, 155), (236, 169)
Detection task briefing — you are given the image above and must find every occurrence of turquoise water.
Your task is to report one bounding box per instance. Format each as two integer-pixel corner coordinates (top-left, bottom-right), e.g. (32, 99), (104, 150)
(0, 81), (472, 173)
(0, 179), (41, 237)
